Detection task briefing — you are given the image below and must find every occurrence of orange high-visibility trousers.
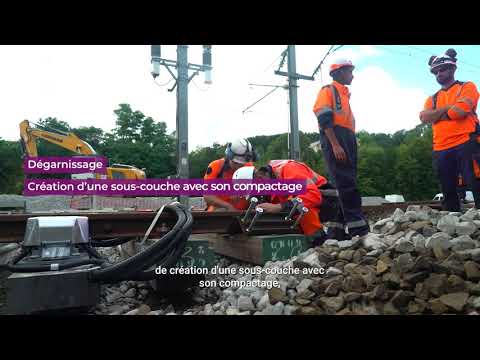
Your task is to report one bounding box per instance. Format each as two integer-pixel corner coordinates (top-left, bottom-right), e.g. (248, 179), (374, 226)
(299, 208), (322, 236)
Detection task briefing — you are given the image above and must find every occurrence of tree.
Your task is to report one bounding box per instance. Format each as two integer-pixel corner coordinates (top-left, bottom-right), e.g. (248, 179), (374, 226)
(357, 143), (389, 196)
(113, 104), (145, 142)
(189, 143), (225, 178)
(102, 104), (176, 178)
(0, 139), (23, 194)
(72, 126), (105, 152)
(36, 117), (71, 132)
(31, 117), (73, 157)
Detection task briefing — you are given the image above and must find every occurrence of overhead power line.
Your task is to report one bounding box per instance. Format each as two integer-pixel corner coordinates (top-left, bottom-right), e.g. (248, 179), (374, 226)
(277, 50), (287, 72)
(403, 45), (480, 70)
(242, 86), (282, 114)
(310, 44), (347, 86)
(376, 45), (480, 74)
(153, 78), (174, 87)
(312, 45), (335, 77)
(263, 53), (283, 73)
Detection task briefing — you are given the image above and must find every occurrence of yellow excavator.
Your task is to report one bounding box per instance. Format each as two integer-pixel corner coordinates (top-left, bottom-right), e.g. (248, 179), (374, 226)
(19, 119), (146, 180)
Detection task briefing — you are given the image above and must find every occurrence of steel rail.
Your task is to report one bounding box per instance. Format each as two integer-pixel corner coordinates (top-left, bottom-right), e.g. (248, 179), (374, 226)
(0, 201), (446, 243)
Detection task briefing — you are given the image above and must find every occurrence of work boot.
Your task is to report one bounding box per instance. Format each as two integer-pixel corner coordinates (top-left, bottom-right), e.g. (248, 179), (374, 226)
(311, 229), (328, 248)
(326, 227), (351, 241)
(348, 227), (370, 241)
(348, 220), (370, 238)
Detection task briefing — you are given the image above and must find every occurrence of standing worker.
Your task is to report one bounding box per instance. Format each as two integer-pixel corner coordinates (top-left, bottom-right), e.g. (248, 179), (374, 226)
(312, 58), (369, 238)
(203, 138), (257, 211)
(419, 48), (480, 211)
(233, 160), (329, 246)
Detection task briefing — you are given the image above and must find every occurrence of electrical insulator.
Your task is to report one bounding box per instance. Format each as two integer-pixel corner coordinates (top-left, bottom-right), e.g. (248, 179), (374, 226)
(151, 45), (161, 79)
(203, 45), (212, 84)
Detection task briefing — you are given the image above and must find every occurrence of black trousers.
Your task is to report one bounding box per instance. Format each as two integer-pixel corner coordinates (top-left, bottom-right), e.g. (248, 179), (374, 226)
(320, 126), (369, 237)
(433, 140), (480, 211)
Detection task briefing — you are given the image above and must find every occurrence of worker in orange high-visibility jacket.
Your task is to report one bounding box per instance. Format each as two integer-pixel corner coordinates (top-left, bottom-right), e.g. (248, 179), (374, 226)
(203, 138), (256, 211)
(232, 160), (329, 246)
(312, 58), (369, 239)
(420, 48), (480, 211)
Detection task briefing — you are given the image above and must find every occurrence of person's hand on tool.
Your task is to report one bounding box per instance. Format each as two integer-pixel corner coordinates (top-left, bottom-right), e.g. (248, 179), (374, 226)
(257, 203), (282, 213)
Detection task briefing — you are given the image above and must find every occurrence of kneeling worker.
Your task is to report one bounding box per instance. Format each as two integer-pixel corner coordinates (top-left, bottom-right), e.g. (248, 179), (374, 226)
(203, 138), (257, 211)
(233, 160), (328, 246)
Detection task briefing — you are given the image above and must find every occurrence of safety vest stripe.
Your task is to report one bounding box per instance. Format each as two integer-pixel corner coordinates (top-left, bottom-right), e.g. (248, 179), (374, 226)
(320, 189), (339, 197)
(272, 161), (322, 187)
(332, 109), (346, 116)
(450, 105), (468, 117)
(457, 97), (474, 108)
(456, 82), (467, 97)
(314, 106), (333, 118)
(347, 219), (368, 229)
(326, 222), (345, 229)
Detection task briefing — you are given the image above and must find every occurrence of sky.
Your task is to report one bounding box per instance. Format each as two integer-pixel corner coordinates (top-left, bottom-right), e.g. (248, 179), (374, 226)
(1, 45), (480, 151)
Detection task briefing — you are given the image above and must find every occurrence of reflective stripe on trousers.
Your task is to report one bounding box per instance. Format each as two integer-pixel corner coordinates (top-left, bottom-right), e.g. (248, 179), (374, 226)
(346, 219), (368, 229)
(326, 221), (345, 229)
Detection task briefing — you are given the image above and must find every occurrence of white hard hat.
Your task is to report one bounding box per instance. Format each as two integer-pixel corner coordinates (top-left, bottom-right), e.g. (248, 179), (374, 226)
(329, 58), (354, 75)
(232, 166), (255, 180)
(226, 138), (255, 164)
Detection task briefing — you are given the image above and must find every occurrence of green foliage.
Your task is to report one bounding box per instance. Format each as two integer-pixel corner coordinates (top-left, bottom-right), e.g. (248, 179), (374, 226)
(189, 143), (225, 179)
(101, 104), (176, 178)
(34, 117), (73, 157)
(0, 139), (24, 194)
(36, 117), (71, 132)
(357, 143), (389, 196)
(73, 126), (105, 151)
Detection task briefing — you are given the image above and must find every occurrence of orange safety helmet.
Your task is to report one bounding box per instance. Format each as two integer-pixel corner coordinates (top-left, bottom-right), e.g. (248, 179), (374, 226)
(329, 58), (354, 75)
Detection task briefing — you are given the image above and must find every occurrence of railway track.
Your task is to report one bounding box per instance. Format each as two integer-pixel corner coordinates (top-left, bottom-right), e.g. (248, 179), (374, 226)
(0, 201), (448, 244)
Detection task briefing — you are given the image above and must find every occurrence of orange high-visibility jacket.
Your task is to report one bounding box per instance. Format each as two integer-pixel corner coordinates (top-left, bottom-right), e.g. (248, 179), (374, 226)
(313, 81), (355, 132)
(268, 160), (327, 209)
(423, 81), (479, 151)
(268, 160), (327, 236)
(204, 158), (253, 211)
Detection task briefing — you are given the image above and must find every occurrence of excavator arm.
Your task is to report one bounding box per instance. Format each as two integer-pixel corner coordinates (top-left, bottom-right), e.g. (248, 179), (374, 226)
(19, 120), (146, 180)
(19, 120), (96, 157)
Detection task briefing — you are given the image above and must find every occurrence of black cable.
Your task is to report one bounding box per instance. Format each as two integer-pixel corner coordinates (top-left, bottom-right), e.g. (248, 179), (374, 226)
(79, 244), (106, 260)
(112, 204), (192, 281)
(2, 203), (192, 283)
(89, 203), (191, 283)
(119, 205), (192, 281)
(90, 237), (135, 247)
(10, 248), (31, 265)
(136, 206), (192, 273)
(5, 258), (105, 273)
(132, 208), (193, 281)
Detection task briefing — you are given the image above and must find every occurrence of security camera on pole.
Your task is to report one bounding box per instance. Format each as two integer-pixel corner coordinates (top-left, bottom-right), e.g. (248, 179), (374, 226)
(150, 45), (213, 206)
